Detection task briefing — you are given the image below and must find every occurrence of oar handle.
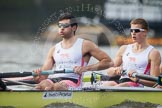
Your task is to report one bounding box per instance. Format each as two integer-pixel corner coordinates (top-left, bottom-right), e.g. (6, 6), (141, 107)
(32, 69), (74, 76)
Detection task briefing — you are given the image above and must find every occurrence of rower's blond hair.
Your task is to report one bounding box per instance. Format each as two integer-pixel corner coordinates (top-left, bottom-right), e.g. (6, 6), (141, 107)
(130, 18), (149, 30)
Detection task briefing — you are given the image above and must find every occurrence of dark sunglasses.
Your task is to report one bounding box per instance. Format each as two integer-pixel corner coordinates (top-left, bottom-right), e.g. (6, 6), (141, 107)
(58, 23), (71, 28)
(130, 28), (145, 33)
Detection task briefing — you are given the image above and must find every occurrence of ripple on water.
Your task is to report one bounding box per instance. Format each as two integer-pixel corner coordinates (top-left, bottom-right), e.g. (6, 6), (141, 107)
(43, 102), (88, 108)
(106, 100), (162, 108)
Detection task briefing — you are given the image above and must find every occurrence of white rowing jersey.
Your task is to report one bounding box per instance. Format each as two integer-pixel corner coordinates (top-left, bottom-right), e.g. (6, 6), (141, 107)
(48, 38), (87, 80)
(121, 44), (154, 79)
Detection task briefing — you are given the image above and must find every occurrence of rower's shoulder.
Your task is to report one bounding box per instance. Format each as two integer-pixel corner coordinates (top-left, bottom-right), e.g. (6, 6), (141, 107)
(119, 44), (128, 50)
(49, 46), (55, 51)
(118, 44), (128, 52)
(114, 45), (128, 57)
(82, 38), (97, 47)
(47, 46), (56, 55)
(149, 47), (161, 58)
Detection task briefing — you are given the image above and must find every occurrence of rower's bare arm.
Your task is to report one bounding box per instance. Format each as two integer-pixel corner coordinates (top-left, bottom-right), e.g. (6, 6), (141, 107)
(140, 49), (161, 87)
(33, 47), (55, 82)
(160, 65), (162, 73)
(41, 47), (55, 70)
(150, 49), (161, 76)
(107, 45), (127, 76)
(83, 40), (114, 71)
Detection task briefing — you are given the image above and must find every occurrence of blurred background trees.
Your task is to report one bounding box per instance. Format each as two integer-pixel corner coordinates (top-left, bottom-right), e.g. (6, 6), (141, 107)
(0, 0), (162, 38)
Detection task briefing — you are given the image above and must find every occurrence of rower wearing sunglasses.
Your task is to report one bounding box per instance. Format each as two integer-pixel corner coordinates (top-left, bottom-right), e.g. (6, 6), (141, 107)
(33, 13), (114, 90)
(102, 18), (161, 87)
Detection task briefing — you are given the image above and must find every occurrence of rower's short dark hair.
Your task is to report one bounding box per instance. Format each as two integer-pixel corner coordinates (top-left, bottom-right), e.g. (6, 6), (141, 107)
(58, 13), (78, 27)
(130, 18), (149, 30)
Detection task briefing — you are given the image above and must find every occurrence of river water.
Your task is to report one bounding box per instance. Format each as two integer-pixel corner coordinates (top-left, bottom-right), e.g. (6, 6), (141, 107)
(0, 35), (162, 72)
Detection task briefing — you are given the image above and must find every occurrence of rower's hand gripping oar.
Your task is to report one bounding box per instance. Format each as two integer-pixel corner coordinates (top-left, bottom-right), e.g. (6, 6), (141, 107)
(0, 69), (73, 78)
(132, 72), (162, 85)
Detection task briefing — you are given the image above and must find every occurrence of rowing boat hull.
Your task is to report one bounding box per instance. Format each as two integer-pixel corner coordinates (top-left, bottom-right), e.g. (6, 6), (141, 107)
(1, 87), (162, 108)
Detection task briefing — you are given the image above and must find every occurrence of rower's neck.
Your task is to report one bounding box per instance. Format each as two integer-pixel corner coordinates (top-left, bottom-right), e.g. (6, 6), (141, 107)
(61, 36), (77, 49)
(133, 42), (149, 52)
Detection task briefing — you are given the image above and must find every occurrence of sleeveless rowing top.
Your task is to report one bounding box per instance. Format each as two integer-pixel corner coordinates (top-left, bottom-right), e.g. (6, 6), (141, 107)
(120, 44), (154, 79)
(48, 38), (87, 80)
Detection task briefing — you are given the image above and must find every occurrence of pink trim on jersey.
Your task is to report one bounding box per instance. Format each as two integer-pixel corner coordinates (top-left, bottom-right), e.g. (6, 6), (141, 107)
(65, 58), (84, 87)
(62, 80), (79, 87)
(63, 75), (82, 87)
(75, 57), (84, 86)
(81, 58), (84, 67)
(144, 62), (151, 74)
(127, 82), (140, 87)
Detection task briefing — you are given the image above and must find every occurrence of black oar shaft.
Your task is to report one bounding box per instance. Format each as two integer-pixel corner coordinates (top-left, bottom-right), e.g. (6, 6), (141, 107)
(0, 72), (32, 78)
(135, 74), (158, 82)
(0, 69), (73, 78)
(132, 72), (158, 82)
